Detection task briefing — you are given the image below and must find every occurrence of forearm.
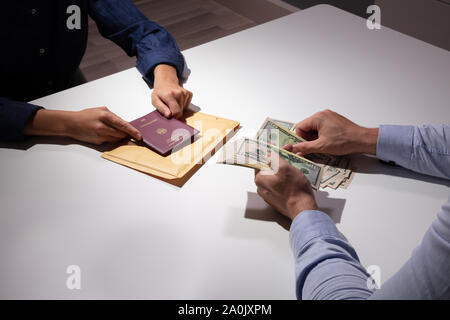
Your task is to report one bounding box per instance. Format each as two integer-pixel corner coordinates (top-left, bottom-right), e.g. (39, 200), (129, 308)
(88, 0), (185, 85)
(23, 109), (74, 137)
(290, 210), (374, 300)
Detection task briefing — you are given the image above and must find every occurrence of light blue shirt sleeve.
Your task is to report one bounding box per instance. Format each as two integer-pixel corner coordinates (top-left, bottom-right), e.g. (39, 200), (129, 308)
(290, 124), (450, 300)
(376, 124), (450, 179)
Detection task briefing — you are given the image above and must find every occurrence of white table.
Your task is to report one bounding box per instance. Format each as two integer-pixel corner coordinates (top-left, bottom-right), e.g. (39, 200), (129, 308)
(1, 5), (449, 299)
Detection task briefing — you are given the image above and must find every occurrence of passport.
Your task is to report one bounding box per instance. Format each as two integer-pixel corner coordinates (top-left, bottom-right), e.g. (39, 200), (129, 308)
(129, 110), (199, 156)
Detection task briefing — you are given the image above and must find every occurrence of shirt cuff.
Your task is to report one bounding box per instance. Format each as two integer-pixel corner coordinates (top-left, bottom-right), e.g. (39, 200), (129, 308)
(289, 210), (345, 258)
(0, 98), (43, 141)
(138, 48), (185, 87)
(376, 125), (414, 167)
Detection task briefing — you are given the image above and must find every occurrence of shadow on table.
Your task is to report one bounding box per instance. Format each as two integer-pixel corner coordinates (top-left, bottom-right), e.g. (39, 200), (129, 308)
(244, 191), (346, 231)
(350, 153), (450, 188)
(0, 136), (116, 152)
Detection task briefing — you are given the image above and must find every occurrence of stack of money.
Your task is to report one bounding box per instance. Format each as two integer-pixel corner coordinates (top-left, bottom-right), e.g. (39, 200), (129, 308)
(217, 117), (354, 190)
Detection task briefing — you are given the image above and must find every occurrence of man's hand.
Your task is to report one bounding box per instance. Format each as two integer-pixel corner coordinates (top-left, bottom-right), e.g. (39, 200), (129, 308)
(283, 109), (379, 157)
(24, 107), (142, 145)
(254, 154), (318, 221)
(151, 64), (192, 119)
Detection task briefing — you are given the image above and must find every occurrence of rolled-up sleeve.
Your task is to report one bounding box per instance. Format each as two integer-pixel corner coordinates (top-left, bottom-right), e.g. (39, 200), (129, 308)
(0, 97), (43, 141)
(88, 0), (185, 85)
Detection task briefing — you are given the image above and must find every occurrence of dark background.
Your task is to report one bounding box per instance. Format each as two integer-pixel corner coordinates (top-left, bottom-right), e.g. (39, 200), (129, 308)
(284, 0), (374, 17)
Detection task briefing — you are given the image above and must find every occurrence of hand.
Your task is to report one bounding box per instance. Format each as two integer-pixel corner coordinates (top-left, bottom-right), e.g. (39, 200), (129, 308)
(254, 154), (318, 221)
(24, 107), (142, 145)
(283, 109), (379, 156)
(151, 64), (192, 119)
(67, 107), (142, 145)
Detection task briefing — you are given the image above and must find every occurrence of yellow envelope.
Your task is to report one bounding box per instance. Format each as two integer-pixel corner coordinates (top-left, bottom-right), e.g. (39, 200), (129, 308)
(102, 109), (239, 186)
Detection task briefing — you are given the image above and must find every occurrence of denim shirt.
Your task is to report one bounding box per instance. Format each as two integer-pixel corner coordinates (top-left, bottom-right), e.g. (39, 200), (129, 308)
(290, 124), (450, 299)
(0, 0), (185, 140)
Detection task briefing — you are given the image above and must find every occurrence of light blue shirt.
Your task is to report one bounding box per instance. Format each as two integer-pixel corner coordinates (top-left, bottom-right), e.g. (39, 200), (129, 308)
(290, 124), (450, 300)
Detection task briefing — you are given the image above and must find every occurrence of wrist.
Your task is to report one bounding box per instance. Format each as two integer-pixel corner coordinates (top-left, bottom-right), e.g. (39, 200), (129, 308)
(154, 64), (179, 85)
(287, 196), (318, 221)
(353, 127), (379, 155)
(24, 109), (75, 137)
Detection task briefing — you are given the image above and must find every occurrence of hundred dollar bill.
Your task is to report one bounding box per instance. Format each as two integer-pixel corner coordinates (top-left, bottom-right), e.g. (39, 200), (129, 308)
(218, 138), (323, 190)
(256, 118), (334, 165)
(269, 118), (296, 131)
(258, 118), (354, 189)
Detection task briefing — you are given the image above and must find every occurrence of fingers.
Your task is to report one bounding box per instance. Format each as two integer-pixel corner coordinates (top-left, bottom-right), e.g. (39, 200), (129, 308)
(184, 90), (193, 109)
(282, 144), (293, 152)
(290, 139), (323, 156)
(152, 93), (172, 118)
(295, 115), (320, 140)
(165, 96), (183, 119)
(256, 186), (270, 199)
(102, 111), (142, 140)
(99, 123), (129, 139)
(254, 154), (285, 188)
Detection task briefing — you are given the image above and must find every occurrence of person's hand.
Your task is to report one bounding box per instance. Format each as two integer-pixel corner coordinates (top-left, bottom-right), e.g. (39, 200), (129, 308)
(254, 154), (318, 221)
(67, 107), (142, 145)
(151, 64), (192, 119)
(24, 107), (142, 145)
(283, 109), (379, 157)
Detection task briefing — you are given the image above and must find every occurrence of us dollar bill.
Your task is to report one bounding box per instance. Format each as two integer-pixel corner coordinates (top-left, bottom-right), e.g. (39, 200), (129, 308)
(256, 118), (354, 189)
(256, 118), (335, 165)
(269, 118), (296, 132)
(218, 118), (354, 190)
(218, 138), (323, 190)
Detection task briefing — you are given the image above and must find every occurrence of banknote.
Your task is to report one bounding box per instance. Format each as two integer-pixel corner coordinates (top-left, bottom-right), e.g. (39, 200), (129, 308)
(269, 118), (296, 131)
(256, 118), (334, 165)
(321, 157), (351, 189)
(256, 118), (354, 189)
(218, 117), (354, 190)
(218, 138), (323, 189)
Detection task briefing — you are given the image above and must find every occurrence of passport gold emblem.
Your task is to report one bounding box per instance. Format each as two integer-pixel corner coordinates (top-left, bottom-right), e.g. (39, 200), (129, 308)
(156, 128), (167, 135)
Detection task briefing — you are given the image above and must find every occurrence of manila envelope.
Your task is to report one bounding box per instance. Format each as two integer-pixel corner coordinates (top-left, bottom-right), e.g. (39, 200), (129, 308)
(102, 109), (240, 187)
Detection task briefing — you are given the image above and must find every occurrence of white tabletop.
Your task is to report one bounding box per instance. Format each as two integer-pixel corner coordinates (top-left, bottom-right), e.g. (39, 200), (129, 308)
(1, 4), (449, 299)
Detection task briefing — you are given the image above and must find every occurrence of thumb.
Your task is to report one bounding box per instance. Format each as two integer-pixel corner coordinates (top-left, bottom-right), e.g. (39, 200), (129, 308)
(290, 139), (323, 156)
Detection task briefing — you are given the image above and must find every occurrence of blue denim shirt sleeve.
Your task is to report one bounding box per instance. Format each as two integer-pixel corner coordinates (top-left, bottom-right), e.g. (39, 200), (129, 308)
(0, 98), (43, 140)
(88, 0), (185, 86)
(290, 125), (450, 300)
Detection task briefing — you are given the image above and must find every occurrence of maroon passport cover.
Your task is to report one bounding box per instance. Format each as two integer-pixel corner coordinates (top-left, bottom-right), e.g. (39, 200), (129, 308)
(129, 110), (199, 156)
